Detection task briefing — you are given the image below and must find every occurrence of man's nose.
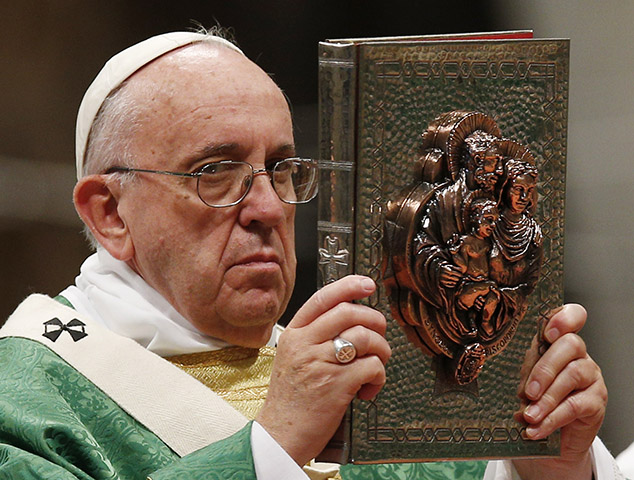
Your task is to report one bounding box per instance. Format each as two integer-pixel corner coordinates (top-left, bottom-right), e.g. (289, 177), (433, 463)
(238, 171), (287, 227)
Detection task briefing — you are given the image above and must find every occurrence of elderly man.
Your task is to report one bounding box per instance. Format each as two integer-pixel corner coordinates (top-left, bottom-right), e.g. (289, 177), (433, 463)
(0, 31), (617, 479)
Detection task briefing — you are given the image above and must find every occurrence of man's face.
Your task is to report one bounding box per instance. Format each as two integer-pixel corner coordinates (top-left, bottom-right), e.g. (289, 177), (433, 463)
(113, 44), (296, 347)
(473, 148), (503, 192)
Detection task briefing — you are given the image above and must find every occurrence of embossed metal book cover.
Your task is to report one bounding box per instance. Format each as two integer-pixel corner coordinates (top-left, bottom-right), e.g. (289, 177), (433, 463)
(317, 31), (568, 463)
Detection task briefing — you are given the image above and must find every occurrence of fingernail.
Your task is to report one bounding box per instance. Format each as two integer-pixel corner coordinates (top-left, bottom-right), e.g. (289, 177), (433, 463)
(525, 426), (539, 439)
(525, 380), (540, 399)
(545, 327), (559, 343)
(361, 277), (376, 291)
(525, 404), (540, 421)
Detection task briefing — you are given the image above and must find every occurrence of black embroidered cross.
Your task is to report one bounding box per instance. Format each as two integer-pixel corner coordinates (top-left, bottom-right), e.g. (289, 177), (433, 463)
(43, 318), (88, 342)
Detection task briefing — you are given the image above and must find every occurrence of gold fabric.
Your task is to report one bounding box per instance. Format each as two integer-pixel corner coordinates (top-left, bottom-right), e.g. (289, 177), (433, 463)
(166, 346), (275, 420)
(167, 346), (340, 480)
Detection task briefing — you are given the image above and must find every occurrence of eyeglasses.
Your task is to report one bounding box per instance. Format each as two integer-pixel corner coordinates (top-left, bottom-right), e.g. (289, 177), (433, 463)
(106, 158), (319, 208)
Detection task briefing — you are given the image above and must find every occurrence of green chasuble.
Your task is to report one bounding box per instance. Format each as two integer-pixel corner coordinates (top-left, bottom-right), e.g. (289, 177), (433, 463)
(340, 462), (487, 480)
(0, 336), (256, 479)
(0, 295), (489, 479)
(0, 337), (487, 480)
(0, 338), (487, 480)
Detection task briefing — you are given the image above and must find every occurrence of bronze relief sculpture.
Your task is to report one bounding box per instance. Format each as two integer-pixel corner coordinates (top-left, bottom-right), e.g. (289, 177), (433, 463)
(384, 111), (543, 387)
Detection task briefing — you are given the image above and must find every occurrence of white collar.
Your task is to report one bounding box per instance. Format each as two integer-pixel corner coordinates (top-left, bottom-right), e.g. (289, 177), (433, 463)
(60, 248), (281, 356)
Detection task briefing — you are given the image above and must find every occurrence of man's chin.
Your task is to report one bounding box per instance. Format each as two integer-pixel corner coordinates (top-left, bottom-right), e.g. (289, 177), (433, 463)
(236, 280), (291, 317)
(226, 321), (277, 348)
(208, 282), (291, 345)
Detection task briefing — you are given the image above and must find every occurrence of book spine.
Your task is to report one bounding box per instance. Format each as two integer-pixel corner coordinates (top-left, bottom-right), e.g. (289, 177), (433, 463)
(315, 41), (358, 465)
(317, 41), (358, 288)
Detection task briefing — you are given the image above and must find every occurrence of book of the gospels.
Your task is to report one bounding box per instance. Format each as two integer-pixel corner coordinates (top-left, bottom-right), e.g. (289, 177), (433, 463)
(316, 31), (569, 463)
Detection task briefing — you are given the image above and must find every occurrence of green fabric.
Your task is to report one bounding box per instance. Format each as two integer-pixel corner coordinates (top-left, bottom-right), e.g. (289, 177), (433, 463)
(0, 336), (256, 479)
(149, 425), (254, 479)
(53, 294), (75, 309)
(340, 460), (488, 479)
(0, 333), (489, 480)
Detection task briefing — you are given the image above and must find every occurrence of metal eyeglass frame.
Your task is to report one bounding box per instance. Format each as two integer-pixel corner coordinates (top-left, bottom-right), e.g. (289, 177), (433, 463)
(105, 157), (318, 208)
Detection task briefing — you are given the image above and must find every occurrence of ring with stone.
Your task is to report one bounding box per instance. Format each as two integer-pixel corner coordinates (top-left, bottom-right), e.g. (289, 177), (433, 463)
(333, 337), (357, 364)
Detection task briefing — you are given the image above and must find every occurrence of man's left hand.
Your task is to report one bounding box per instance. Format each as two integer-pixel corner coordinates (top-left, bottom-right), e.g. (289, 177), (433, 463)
(513, 304), (607, 480)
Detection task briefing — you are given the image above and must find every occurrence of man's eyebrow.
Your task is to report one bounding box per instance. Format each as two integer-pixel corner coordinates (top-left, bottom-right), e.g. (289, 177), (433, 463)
(185, 143), (297, 167)
(192, 143), (296, 158)
(274, 144), (297, 156)
(193, 143), (240, 159)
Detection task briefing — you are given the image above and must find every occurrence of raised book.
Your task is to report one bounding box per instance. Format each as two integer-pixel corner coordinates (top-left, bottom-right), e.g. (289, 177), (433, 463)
(317, 31), (568, 463)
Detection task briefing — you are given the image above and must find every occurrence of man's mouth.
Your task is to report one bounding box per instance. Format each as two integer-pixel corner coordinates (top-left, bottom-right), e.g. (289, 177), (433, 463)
(234, 252), (282, 267)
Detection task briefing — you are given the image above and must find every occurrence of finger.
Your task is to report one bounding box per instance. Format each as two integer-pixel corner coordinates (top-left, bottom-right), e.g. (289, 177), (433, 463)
(543, 303), (587, 343)
(357, 381), (384, 401)
(524, 380), (607, 440)
(289, 275), (376, 329)
(524, 332), (587, 401)
(343, 355), (387, 401)
(302, 302), (387, 342)
(326, 325), (392, 365)
(523, 355), (600, 424)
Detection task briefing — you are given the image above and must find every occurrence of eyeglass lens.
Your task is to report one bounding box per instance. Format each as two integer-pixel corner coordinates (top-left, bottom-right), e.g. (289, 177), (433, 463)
(197, 158), (318, 207)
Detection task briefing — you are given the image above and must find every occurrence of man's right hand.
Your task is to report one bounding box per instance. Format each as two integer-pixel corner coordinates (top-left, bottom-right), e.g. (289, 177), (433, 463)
(256, 275), (391, 466)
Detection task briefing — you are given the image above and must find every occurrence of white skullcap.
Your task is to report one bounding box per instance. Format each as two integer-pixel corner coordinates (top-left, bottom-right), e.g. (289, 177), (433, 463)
(75, 31), (243, 179)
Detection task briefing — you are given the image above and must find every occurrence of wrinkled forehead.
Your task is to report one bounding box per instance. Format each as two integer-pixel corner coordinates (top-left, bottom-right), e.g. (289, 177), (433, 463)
(132, 43), (284, 105)
(122, 45), (292, 149)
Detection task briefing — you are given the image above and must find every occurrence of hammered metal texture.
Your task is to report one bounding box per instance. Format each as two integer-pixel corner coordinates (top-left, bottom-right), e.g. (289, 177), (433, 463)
(344, 39), (568, 462)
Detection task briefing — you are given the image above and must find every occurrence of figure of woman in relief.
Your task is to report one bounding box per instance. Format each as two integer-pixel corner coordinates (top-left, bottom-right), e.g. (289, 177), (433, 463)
(486, 157), (543, 338)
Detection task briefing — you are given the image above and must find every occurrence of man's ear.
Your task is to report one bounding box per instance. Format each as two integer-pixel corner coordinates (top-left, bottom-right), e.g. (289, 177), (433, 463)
(73, 175), (134, 261)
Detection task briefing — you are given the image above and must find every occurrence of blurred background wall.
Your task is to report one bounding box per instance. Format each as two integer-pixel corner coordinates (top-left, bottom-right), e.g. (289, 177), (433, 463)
(1, 0), (632, 456)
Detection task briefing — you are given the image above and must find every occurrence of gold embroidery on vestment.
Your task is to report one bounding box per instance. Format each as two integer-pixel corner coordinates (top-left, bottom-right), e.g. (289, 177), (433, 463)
(167, 347), (343, 480)
(166, 346), (275, 420)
